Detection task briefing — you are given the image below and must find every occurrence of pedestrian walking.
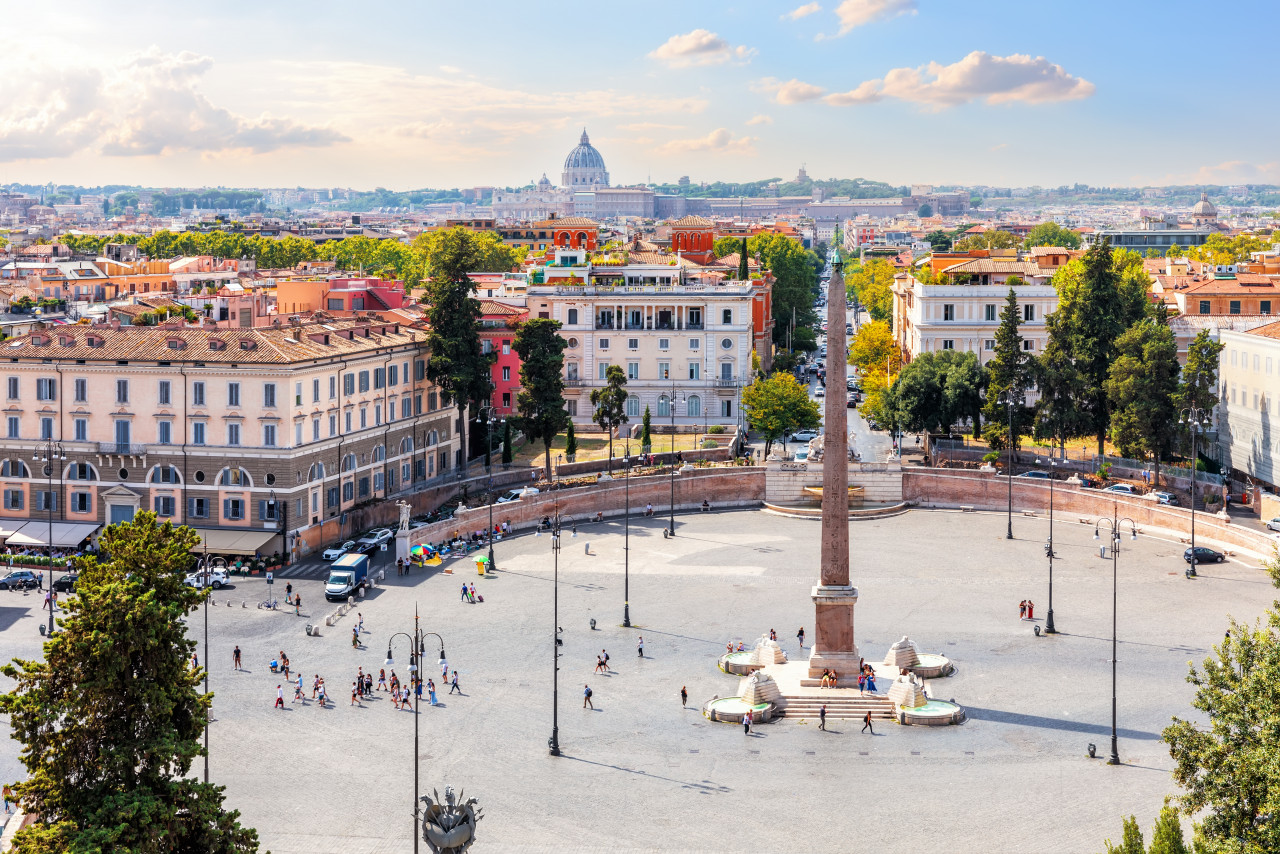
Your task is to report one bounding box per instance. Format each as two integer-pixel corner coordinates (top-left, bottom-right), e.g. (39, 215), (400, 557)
(401, 685), (412, 711)
(819, 704), (827, 731)
(862, 710), (874, 734)
(285, 582), (292, 603)
(1026, 600), (1035, 620)
(378, 669), (388, 691)
(583, 684), (594, 709)
(352, 627), (360, 649)
(294, 674), (304, 703)
(1019, 600), (1027, 619)
(469, 584), (478, 603)
(602, 649), (610, 670)
(280, 655), (290, 681)
(3, 783), (13, 813)
(317, 680), (327, 708)
(397, 557), (404, 576)
(233, 645), (241, 670)
(428, 679), (437, 706)
(312, 674), (321, 699)
(351, 681), (360, 706)
(294, 594), (301, 617)
(449, 671), (461, 694)
(275, 685), (284, 709)
(364, 673), (373, 697)
(460, 583), (469, 602)
(680, 686), (688, 708)
(595, 655), (605, 674)
(358, 612), (364, 634)
(637, 636), (644, 658)
(797, 627), (805, 648)
(743, 712), (752, 735)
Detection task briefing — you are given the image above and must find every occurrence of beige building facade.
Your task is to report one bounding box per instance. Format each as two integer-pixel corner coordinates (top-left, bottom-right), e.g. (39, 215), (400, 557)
(1217, 324), (1280, 488)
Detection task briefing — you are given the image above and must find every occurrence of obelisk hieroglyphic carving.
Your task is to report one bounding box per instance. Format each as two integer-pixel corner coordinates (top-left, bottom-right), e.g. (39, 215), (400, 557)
(809, 244), (860, 677)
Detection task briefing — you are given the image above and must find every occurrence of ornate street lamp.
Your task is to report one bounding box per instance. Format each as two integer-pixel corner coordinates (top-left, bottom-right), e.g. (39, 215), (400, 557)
(1094, 510), (1138, 765)
(386, 607), (445, 854)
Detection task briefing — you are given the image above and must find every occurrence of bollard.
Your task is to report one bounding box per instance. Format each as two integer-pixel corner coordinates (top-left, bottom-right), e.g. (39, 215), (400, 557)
(1099, 545), (1106, 559)
(584, 542), (590, 555)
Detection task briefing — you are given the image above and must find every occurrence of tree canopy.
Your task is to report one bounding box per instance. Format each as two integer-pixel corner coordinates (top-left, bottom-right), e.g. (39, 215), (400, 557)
(742, 372), (821, 458)
(1024, 222), (1083, 249)
(408, 226), (521, 287)
(0, 513), (260, 853)
(1105, 318), (1181, 480)
(849, 320), (900, 376)
(845, 260), (897, 323)
(890, 350), (986, 435)
(512, 317), (570, 475)
(589, 365), (629, 470)
(953, 230), (1021, 252)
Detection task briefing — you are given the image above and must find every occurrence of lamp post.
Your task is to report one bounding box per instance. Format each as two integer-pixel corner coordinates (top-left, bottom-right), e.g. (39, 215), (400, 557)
(196, 552), (227, 783)
(385, 607), (445, 854)
(1180, 401), (1213, 579)
(33, 440), (66, 636)
(998, 389), (1022, 540)
(548, 492), (563, 757)
(1094, 509), (1138, 766)
(1036, 456), (1060, 634)
(623, 441), (631, 628)
(668, 384), (684, 537)
(479, 406), (503, 572)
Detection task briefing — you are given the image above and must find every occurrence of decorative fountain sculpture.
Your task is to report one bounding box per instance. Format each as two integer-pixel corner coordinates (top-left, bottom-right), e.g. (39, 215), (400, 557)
(420, 786), (483, 853)
(718, 635), (789, 675)
(703, 670), (780, 723)
(883, 635), (954, 678)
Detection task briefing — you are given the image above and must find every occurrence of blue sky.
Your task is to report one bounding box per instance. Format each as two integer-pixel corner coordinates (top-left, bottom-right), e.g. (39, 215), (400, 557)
(1, 0), (1275, 190)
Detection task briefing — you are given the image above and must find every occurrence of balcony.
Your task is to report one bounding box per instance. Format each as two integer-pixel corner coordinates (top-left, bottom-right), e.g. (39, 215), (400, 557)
(715, 378), (738, 389)
(563, 378), (584, 387)
(98, 442), (148, 455)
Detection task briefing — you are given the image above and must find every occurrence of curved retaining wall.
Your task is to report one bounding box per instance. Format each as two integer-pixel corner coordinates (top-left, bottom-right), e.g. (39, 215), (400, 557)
(904, 469), (1276, 561)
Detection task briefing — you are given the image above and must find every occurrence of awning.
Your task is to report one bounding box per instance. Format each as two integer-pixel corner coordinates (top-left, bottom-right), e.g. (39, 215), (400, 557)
(3, 521), (101, 548)
(190, 528), (279, 556)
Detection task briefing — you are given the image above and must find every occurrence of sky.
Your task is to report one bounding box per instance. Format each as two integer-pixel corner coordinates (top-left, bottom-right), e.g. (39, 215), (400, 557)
(1, 0), (1276, 192)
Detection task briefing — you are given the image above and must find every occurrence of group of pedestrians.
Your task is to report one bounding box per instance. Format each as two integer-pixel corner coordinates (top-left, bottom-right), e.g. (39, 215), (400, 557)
(1018, 600), (1036, 620)
(459, 583), (481, 604)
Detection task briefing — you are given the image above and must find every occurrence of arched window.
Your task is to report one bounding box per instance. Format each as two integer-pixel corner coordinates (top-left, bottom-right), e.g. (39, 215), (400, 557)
(148, 465), (181, 484)
(687, 395), (701, 418)
(1, 459), (29, 478)
(218, 467), (251, 487)
(429, 430), (438, 446)
(400, 436), (414, 455)
(657, 395), (670, 418)
(64, 462), (98, 481)
(308, 462), (325, 481)
(372, 445), (385, 463)
(341, 453), (356, 473)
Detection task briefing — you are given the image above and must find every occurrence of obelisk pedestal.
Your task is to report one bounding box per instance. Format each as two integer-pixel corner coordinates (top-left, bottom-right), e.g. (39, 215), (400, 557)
(807, 241), (860, 679)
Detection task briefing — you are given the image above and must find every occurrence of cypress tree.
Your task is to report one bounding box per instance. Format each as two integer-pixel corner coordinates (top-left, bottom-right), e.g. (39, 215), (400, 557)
(738, 237), (749, 280)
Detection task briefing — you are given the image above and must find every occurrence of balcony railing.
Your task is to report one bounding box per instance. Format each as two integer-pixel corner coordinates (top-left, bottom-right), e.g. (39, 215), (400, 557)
(563, 378), (584, 387)
(715, 378), (738, 388)
(98, 442), (149, 455)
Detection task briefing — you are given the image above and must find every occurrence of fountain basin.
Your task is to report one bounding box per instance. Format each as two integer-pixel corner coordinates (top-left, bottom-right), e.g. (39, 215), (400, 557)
(909, 653), (955, 678)
(897, 699), (965, 726)
(718, 652), (762, 675)
(703, 696), (775, 724)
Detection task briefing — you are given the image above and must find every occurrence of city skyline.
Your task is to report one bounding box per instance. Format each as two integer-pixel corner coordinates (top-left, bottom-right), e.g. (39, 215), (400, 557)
(0, 0), (1276, 190)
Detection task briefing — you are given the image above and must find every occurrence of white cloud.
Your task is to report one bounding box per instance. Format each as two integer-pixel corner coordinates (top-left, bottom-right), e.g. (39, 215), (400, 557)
(784, 3), (822, 20)
(824, 52), (1095, 108)
(753, 77), (827, 105)
(746, 114), (774, 125)
(659, 128), (757, 155)
(990, 142), (1009, 151)
(439, 65), (461, 74)
(0, 48), (346, 161)
(648, 29), (756, 68)
(618, 122), (686, 131)
(1156, 160), (1280, 185)
(833, 0), (917, 35)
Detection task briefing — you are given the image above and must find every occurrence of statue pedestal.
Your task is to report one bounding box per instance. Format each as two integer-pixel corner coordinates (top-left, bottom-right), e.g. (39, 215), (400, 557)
(807, 584), (860, 677)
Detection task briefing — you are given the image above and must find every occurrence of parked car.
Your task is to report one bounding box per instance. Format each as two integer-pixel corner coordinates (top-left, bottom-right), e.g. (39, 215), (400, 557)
(1267, 517), (1280, 532)
(1184, 546), (1225, 564)
(322, 540), (357, 561)
(184, 569), (228, 590)
(789, 429), (820, 443)
(0, 570), (40, 591)
(497, 487), (540, 504)
(1100, 483), (1139, 495)
(356, 528), (394, 551)
(847, 393), (857, 408)
(52, 573), (78, 593)
(814, 387), (825, 397)
(1150, 491), (1179, 506)
(1012, 471), (1051, 479)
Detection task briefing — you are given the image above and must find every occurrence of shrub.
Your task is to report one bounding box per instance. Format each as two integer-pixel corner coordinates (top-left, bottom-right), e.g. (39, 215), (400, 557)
(707, 425), (726, 434)
(700, 439), (718, 449)
(982, 451), (999, 465)
(1099, 462), (1112, 481)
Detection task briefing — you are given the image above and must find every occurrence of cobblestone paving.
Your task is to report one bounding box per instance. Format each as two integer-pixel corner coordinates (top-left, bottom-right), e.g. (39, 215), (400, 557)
(2, 508), (1275, 853)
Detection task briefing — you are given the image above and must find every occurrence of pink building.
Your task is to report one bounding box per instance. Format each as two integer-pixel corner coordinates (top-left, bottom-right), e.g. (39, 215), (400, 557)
(479, 300), (527, 415)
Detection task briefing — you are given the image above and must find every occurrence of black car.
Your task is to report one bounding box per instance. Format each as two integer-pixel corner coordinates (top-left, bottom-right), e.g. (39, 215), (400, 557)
(0, 570), (41, 591)
(53, 573), (78, 593)
(1184, 546), (1225, 564)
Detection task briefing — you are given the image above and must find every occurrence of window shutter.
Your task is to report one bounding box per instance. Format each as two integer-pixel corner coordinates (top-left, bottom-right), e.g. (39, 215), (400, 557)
(223, 498), (231, 520)
(259, 500), (268, 521)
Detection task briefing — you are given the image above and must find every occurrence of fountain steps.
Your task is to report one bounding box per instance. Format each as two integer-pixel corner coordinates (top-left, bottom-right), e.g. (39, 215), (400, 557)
(777, 695), (895, 720)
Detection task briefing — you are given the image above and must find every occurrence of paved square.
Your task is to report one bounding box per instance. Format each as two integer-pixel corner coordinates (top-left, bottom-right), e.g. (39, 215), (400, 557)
(2, 507), (1275, 853)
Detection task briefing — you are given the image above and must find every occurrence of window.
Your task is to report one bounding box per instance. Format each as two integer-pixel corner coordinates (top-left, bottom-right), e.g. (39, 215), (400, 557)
(1263, 301), (1272, 316)
(74, 378), (87, 402)
(40, 417), (52, 440)
(984, 339), (996, 351)
(345, 411), (353, 432)
(566, 400), (578, 416)
(598, 362), (611, 380)
(359, 371), (370, 392)
(942, 340), (955, 350)
(598, 338), (609, 350)
(1255, 354), (1261, 372)
(723, 309), (733, 325)
(66, 463), (96, 481)
(193, 382), (205, 406)
(375, 404), (383, 426)
(688, 395), (702, 418)
(374, 472), (384, 492)
(310, 418), (320, 441)
(154, 496), (175, 517)
(6, 416), (18, 438)
(721, 338), (733, 350)
(427, 391), (436, 410)
(374, 368), (385, 389)
(720, 362), (734, 381)
(402, 362), (410, 385)
(1022, 340), (1034, 351)
(221, 467), (248, 486)
(359, 408), (367, 429)
(5, 377), (16, 400)
(263, 424), (277, 447)
(310, 378), (320, 403)
(659, 338), (669, 351)
(502, 366), (511, 382)
(264, 383), (277, 407)
(943, 304), (955, 321)
(657, 395), (671, 417)
(689, 363), (700, 380)
(1023, 304), (1035, 322)
(71, 492), (91, 514)
(344, 373), (355, 395)
(330, 376), (337, 399)
(414, 359), (426, 381)
(36, 378), (56, 401)
(658, 361), (670, 380)
(295, 382), (303, 405)
(690, 338), (700, 350)
(721, 400), (733, 418)
(401, 398), (411, 419)
(35, 491), (56, 512)
(226, 423), (240, 446)
(1200, 300), (1211, 315)
(74, 418), (87, 441)
(223, 499), (244, 521)
(1268, 358), (1274, 375)
(227, 382), (240, 406)
(329, 414), (337, 436)
(388, 365), (398, 386)
(628, 338), (639, 350)
(116, 379), (129, 404)
(0, 460), (26, 477)
(1230, 300), (1242, 315)
(626, 395), (640, 418)
(358, 477), (370, 498)
(985, 305), (998, 322)
(1232, 349), (1238, 366)
(568, 308), (579, 325)
(342, 481), (354, 501)
(192, 422), (206, 445)
(627, 362), (639, 380)
(327, 486), (339, 508)
(3, 489), (23, 510)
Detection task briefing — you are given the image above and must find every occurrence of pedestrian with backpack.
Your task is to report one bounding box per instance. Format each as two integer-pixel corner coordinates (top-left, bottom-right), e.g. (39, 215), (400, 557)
(583, 684), (593, 709)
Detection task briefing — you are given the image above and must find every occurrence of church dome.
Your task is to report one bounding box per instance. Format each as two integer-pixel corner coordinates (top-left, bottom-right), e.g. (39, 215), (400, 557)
(561, 129), (609, 189)
(564, 130), (606, 171)
(537, 172), (552, 188)
(1192, 192), (1217, 217)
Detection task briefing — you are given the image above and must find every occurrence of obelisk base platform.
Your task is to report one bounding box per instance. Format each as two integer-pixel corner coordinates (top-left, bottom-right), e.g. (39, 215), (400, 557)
(807, 584), (860, 678)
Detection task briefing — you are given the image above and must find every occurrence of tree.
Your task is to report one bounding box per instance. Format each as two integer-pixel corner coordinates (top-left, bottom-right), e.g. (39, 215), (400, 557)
(1101, 815), (1145, 854)
(925, 230), (952, 252)
(409, 226), (520, 288)
(1033, 327), (1091, 452)
(420, 229), (493, 475)
(713, 235), (746, 258)
(511, 317), (570, 475)
(641, 405), (652, 451)
(1175, 329), (1225, 462)
(501, 419), (513, 466)
(917, 203), (933, 218)
(1105, 318), (1181, 483)
(983, 287), (1032, 451)
(590, 364), (628, 472)
(1167, 243), (1184, 258)
(953, 230), (1020, 252)
(742, 372), (821, 458)
(565, 421), (577, 459)
(846, 259), (897, 322)
(1024, 222), (1082, 249)
(0, 513), (260, 853)
(738, 237), (749, 280)
(1146, 802), (1190, 854)
(754, 233), (819, 347)
(890, 350), (987, 435)
(849, 319), (900, 376)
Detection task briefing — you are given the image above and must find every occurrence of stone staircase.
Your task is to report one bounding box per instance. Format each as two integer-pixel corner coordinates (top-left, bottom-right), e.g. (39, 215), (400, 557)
(777, 694), (895, 721)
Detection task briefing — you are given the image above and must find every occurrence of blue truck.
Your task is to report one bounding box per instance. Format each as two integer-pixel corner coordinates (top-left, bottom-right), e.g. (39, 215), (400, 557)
(325, 552), (369, 601)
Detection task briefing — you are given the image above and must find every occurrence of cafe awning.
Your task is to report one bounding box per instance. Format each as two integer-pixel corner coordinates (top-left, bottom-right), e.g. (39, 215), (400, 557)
(190, 528), (279, 557)
(4, 521), (101, 548)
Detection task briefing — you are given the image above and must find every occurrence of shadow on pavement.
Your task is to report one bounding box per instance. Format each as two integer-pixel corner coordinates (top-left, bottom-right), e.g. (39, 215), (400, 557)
(963, 705), (1161, 740)
(562, 755), (733, 794)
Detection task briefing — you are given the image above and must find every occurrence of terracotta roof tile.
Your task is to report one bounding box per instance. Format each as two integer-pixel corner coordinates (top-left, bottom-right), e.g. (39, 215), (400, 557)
(669, 215), (715, 228)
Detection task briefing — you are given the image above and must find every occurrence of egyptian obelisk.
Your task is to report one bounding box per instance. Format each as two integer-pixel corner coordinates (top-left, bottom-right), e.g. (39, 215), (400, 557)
(808, 242), (860, 677)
